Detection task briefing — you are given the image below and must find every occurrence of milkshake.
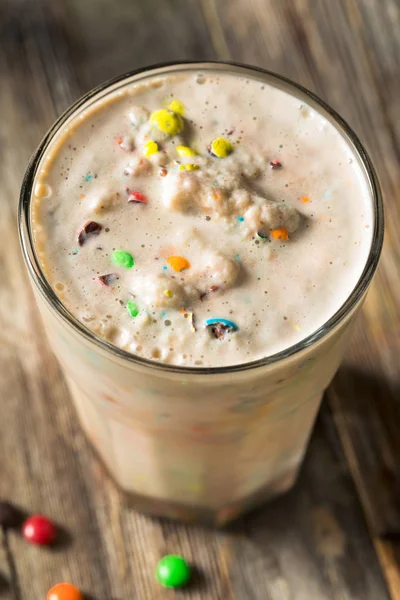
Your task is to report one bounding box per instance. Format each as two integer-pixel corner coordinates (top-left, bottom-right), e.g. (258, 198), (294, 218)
(20, 63), (383, 524)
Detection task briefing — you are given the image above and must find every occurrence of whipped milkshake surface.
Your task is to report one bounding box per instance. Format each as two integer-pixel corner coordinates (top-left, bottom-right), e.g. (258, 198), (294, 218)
(31, 69), (373, 367)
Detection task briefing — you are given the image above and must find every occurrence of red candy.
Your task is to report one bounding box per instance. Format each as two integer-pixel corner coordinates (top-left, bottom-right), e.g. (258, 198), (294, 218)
(127, 191), (148, 204)
(22, 514), (56, 545)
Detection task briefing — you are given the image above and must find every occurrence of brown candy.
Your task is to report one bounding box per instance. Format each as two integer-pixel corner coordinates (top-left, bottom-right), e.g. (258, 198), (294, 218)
(78, 221), (102, 246)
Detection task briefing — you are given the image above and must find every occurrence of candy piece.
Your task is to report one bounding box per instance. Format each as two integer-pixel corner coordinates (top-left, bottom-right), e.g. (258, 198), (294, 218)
(256, 230), (269, 241)
(126, 300), (139, 318)
(127, 191), (148, 204)
(176, 145), (196, 158)
(271, 228), (289, 241)
(95, 273), (119, 287)
(46, 582), (83, 600)
(176, 146), (198, 171)
(270, 160), (282, 169)
(85, 173), (93, 181)
(205, 318), (238, 339)
(237, 216), (244, 222)
(164, 290), (173, 297)
(178, 163), (199, 171)
(300, 195), (310, 203)
(150, 109), (184, 136)
(209, 137), (233, 158)
(0, 501), (22, 529)
(112, 250), (135, 269)
(200, 285), (219, 301)
(143, 140), (159, 158)
(167, 256), (191, 272)
(78, 221), (102, 246)
(22, 514), (56, 545)
(168, 99), (184, 115)
(159, 167), (168, 177)
(156, 554), (191, 588)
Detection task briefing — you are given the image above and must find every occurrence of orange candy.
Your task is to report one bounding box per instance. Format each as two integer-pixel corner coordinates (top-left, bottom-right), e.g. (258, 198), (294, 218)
(46, 583), (83, 600)
(271, 228), (289, 241)
(300, 195), (310, 203)
(167, 256), (191, 272)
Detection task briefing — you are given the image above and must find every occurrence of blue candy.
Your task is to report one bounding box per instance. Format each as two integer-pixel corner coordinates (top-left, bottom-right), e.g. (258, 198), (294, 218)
(205, 318), (238, 331)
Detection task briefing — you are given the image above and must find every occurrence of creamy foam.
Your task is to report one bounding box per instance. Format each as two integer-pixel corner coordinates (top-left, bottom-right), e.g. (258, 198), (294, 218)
(32, 70), (373, 367)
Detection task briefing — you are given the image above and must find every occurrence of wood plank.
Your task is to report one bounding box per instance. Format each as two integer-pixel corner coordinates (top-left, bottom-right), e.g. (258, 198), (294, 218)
(208, 0), (400, 597)
(0, 0), (397, 598)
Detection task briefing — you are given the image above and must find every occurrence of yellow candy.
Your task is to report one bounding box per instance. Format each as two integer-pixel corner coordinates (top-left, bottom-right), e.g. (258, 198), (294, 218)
(164, 289), (173, 297)
(176, 146), (198, 170)
(143, 140), (159, 158)
(167, 256), (191, 272)
(168, 99), (184, 115)
(210, 137), (233, 158)
(150, 109), (184, 136)
(178, 164), (199, 171)
(176, 145), (196, 157)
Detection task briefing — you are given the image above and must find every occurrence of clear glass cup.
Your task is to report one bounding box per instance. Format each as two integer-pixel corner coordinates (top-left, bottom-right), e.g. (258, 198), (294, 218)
(19, 62), (383, 526)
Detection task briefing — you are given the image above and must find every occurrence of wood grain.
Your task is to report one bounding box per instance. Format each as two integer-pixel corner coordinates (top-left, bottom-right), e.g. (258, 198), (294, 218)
(0, 0), (399, 598)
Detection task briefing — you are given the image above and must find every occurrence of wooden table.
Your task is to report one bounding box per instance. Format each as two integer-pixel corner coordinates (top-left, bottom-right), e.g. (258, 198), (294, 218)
(1, 0), (399, 598)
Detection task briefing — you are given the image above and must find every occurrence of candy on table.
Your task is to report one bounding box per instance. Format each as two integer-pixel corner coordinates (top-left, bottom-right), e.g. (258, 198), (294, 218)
(111, 250), (135, 269)
(271, 228), (289, 241)
(167, 256), (191, 272)
(156, 554), (191, 588)
(22, 514), (57, 545)
(208, 137), (233, 158)
(46, 582), (83, 600)
(150, 109), (184, 136)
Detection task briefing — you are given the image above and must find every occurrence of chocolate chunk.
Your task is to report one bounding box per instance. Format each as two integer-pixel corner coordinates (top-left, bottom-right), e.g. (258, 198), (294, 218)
(95, 273), (119, 287)
(206, 322), (234, 339)
(200, 285), (219, 301)
(78, 221), (102, 246)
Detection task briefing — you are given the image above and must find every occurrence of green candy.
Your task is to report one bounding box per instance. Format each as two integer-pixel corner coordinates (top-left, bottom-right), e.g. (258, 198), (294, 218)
(156, 554), (191, 588)
(126, 300), (139, 318)
(112, 250), (134, 269)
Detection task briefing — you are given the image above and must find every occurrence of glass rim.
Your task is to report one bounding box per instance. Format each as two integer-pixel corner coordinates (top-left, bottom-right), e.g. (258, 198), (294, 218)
(19, 60), (384, 375)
